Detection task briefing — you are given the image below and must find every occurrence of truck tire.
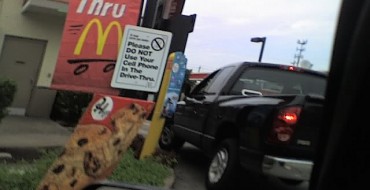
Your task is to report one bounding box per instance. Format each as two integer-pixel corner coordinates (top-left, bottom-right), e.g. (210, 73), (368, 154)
(205, 139), (239, 190)
(158, 123), (185, 151)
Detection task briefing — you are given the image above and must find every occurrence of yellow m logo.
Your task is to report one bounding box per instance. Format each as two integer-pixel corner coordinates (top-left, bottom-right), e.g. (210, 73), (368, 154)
(74, 18), (122, 56)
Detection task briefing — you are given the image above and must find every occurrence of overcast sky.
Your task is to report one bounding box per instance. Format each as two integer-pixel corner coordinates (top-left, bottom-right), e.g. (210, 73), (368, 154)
(181, 0), (342, 73)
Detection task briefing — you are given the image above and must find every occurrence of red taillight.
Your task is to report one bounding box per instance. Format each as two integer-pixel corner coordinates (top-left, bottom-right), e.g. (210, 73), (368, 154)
(268, 106), (302, 143)
(288, 66), (295, 71)
(278, 107), (301, 124)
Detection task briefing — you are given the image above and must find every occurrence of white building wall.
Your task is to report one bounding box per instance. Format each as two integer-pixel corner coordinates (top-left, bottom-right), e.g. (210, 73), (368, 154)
(0, 0), (66, 87)
(0, 0), (67, 117)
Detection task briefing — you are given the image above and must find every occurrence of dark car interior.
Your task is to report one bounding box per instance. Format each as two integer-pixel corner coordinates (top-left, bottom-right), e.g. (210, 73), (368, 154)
(309, 0), (370, 189)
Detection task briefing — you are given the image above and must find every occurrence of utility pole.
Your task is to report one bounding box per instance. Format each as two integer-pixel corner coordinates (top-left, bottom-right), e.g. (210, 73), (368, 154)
(293, 40), (307, 66)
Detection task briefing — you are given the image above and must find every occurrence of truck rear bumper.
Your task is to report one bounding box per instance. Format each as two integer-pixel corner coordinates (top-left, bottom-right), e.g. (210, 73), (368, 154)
(262, 155), (313, 181)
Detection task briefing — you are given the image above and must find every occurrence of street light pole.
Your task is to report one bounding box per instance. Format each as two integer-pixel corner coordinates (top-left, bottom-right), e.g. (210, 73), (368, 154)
(251, 37), (266, 62)
(258, 37), (266, 62)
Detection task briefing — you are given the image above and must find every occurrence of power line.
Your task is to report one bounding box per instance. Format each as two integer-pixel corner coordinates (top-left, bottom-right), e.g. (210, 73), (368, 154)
(188, 66), (216, 73)
(292, 40), (308, 66)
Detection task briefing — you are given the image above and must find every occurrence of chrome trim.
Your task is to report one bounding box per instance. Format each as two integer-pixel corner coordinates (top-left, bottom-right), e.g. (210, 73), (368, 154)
(203, 134), (215, 140)
(175, 125), (215, 140)
(208, 148), (229, 183)
(175, 125), (202, 135)
(262, 155), (313, 181)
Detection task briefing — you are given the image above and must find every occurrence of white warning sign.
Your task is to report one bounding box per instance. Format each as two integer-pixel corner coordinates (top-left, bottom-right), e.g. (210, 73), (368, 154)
(111, 25), (172, 92)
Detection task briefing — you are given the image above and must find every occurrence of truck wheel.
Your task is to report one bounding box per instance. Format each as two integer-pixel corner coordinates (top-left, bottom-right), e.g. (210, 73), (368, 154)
(205, 139), (239, 190)
(158, 123), (184, 151)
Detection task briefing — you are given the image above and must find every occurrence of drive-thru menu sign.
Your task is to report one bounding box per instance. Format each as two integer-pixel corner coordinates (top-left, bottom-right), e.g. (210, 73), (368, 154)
(111, 25), (172, 92)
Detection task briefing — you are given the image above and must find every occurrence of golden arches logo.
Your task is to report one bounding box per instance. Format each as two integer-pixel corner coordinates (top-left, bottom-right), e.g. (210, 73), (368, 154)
(74, 18), (122, 56)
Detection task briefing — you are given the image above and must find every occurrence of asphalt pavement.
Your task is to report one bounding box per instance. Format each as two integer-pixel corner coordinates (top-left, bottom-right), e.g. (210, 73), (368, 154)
(173, 143), (309, 190)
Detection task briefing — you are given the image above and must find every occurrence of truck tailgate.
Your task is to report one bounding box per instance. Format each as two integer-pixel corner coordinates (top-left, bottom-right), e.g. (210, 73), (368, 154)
(292, 95), (324, 154)
(265, 94), (325, 159)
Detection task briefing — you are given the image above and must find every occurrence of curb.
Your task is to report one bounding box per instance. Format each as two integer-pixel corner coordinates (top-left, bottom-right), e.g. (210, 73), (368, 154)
(163, 168), (175, 189)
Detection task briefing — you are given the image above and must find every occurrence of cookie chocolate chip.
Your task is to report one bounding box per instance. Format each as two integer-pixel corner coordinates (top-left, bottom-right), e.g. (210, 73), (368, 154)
(70, 179), (77, 187)
(77, 138), (89, 147)
(52, 164), (65, 174)
(83, 151), (101, 177)
(113, 138), (121, 146)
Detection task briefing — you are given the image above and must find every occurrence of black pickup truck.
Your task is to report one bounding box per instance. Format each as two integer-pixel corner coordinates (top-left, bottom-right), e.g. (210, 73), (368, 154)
(158, 62), (327, 190)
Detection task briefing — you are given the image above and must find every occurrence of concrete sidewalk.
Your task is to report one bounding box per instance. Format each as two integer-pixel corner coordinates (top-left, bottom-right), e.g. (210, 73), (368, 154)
(0, 115), (72, 148)
(0, 115), (151, 148)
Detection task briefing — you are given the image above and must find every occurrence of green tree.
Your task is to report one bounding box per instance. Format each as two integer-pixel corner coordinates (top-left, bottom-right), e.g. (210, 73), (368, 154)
(50, 91), (92, 126)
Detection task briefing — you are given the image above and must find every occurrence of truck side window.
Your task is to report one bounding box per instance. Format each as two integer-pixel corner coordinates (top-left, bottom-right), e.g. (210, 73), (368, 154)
(191, 66), (234, 95)
(190, 70), (219, 96)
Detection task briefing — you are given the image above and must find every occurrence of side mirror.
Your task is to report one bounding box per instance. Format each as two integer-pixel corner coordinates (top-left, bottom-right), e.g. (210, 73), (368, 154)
(177, 101), (186, 105)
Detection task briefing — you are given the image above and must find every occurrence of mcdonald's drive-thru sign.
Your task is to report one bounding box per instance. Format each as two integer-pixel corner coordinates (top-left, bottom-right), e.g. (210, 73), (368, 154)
(51, 0), (142, 95)
(111, 25), (172, 93)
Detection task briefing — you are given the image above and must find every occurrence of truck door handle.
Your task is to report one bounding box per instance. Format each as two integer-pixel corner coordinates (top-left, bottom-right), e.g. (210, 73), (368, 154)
(193, 110), (197, 114)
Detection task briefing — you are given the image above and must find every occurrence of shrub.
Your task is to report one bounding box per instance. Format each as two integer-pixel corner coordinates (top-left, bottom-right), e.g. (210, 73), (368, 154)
(50, 90), (93, 126)
(152, 148), (178, 168)
(129, 135), (178, 168)
(0, 78), (16, 122)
